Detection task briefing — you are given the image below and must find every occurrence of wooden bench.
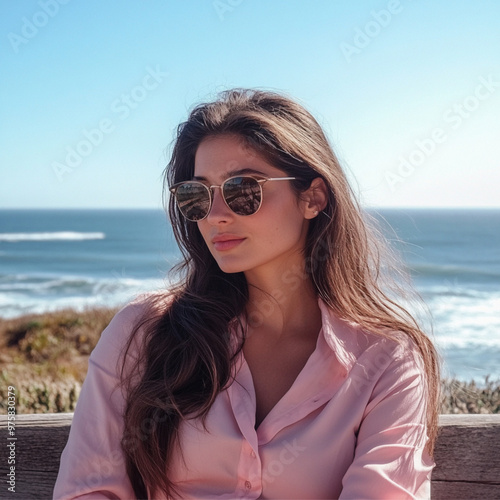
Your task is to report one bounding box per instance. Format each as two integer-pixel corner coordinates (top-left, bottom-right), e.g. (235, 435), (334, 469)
(1, 413), (499, 499)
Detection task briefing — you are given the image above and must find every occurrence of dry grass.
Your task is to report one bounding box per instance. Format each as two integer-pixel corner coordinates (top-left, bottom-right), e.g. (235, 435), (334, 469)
(0, 307), (117, 413)
(440, 376), (500, 414)
(1, 307), (499, 414)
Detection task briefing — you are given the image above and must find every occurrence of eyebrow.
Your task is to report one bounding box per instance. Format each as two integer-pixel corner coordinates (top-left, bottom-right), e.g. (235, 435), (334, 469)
(192, 168), (268, 181)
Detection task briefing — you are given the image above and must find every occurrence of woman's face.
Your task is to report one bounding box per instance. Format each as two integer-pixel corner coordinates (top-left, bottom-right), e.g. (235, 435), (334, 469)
(193, 134), (312, 278)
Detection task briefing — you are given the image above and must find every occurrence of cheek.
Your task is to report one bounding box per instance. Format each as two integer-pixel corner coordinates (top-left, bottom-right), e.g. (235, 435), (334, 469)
(272, 197), (305, 229)
(260, 207), (306, 247)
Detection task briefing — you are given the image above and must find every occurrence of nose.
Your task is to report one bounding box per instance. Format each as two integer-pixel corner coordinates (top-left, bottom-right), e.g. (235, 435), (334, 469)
(205, 187), (233, 224)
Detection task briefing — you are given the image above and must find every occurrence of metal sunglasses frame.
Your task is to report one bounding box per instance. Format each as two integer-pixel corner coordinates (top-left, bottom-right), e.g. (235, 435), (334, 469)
(169, 175), (297, 221)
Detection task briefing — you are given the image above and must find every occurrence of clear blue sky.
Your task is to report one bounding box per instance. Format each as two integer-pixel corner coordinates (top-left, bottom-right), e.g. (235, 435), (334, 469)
(1, 0), (499, 209)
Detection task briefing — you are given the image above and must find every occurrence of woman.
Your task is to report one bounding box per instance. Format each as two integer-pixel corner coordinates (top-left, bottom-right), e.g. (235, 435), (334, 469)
(54, 89), (440, 499)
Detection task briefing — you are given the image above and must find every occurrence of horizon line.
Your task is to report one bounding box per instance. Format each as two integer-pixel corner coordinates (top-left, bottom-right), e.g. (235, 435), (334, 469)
(1, 206), (500, 211)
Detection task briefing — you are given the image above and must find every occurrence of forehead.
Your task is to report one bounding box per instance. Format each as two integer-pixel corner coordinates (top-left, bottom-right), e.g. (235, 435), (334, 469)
(193, 134), (283, 181)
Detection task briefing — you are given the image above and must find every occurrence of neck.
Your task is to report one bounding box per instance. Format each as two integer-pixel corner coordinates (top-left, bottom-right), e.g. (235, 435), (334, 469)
(244, 261), (322, 340)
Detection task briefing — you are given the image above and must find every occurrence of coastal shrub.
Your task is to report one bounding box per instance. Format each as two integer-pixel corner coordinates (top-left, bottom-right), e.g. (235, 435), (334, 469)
(0, 307), (499, 414)
(0, 378), (81, 413)
(441, 376), (500, 414)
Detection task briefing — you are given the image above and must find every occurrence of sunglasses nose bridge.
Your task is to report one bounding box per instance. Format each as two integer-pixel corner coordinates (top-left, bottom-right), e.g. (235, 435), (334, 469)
(205, 183), (233, 220)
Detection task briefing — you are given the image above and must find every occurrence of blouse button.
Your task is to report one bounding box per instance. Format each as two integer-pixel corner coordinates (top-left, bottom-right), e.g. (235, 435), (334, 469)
(244, 480), (252, 490)
(250, 450), (256, 458)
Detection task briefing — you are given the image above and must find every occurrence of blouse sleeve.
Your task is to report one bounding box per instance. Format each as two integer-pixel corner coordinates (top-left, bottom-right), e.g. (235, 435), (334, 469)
(53, 301), (146, 500)
(339, 340), (435, 500)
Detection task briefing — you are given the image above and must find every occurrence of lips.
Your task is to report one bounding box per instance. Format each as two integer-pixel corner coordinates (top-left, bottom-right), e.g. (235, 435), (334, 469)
(211, 234), (246, 251)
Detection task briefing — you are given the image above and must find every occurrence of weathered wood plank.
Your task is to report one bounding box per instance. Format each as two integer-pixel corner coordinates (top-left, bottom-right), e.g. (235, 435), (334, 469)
(0, 413), (499, 499)
(432, 480), (500, 500)
(433, 414), (500, 483)
(2, 412), (74, 427)
(0, 413), (72, 499)
(438, 413), (500, 427)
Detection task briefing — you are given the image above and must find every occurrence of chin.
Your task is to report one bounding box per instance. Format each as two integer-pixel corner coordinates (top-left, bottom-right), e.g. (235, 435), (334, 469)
(216, 262), (246, 274)
(213, 256), (251, 275)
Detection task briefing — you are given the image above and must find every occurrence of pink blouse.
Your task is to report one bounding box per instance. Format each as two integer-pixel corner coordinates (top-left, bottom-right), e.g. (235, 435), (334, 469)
(54, 297), (434, 499)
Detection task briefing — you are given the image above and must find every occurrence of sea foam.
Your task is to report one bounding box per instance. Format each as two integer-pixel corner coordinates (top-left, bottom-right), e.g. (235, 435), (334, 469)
(0, 232), (105, 242)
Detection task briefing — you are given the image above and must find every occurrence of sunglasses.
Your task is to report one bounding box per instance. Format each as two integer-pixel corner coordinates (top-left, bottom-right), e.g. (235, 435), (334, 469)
(169, 175), (296, 221)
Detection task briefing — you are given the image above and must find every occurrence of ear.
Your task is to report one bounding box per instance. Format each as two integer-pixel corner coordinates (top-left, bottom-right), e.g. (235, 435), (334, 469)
(302, 177), (328, 219)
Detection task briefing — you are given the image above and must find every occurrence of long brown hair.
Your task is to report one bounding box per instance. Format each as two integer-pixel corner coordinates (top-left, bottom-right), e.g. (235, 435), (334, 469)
(120, 88), (440, 498)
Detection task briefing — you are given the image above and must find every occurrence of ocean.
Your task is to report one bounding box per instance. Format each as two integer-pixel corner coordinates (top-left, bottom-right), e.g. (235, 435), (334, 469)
(1, 208), (499, 381)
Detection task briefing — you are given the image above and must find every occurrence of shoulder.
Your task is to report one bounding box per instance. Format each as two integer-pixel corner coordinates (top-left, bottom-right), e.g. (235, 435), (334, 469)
(90, 291), (175, 374)
(319, 299), (426, 383)
(344, 322), (428, 413)
(321, 306), (430, 424)
(320, 302), (419, 367)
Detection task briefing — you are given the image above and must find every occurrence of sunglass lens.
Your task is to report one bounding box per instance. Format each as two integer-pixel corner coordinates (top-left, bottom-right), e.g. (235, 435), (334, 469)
(223, 177), (262, 216)
(175, 183), (210, 221)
